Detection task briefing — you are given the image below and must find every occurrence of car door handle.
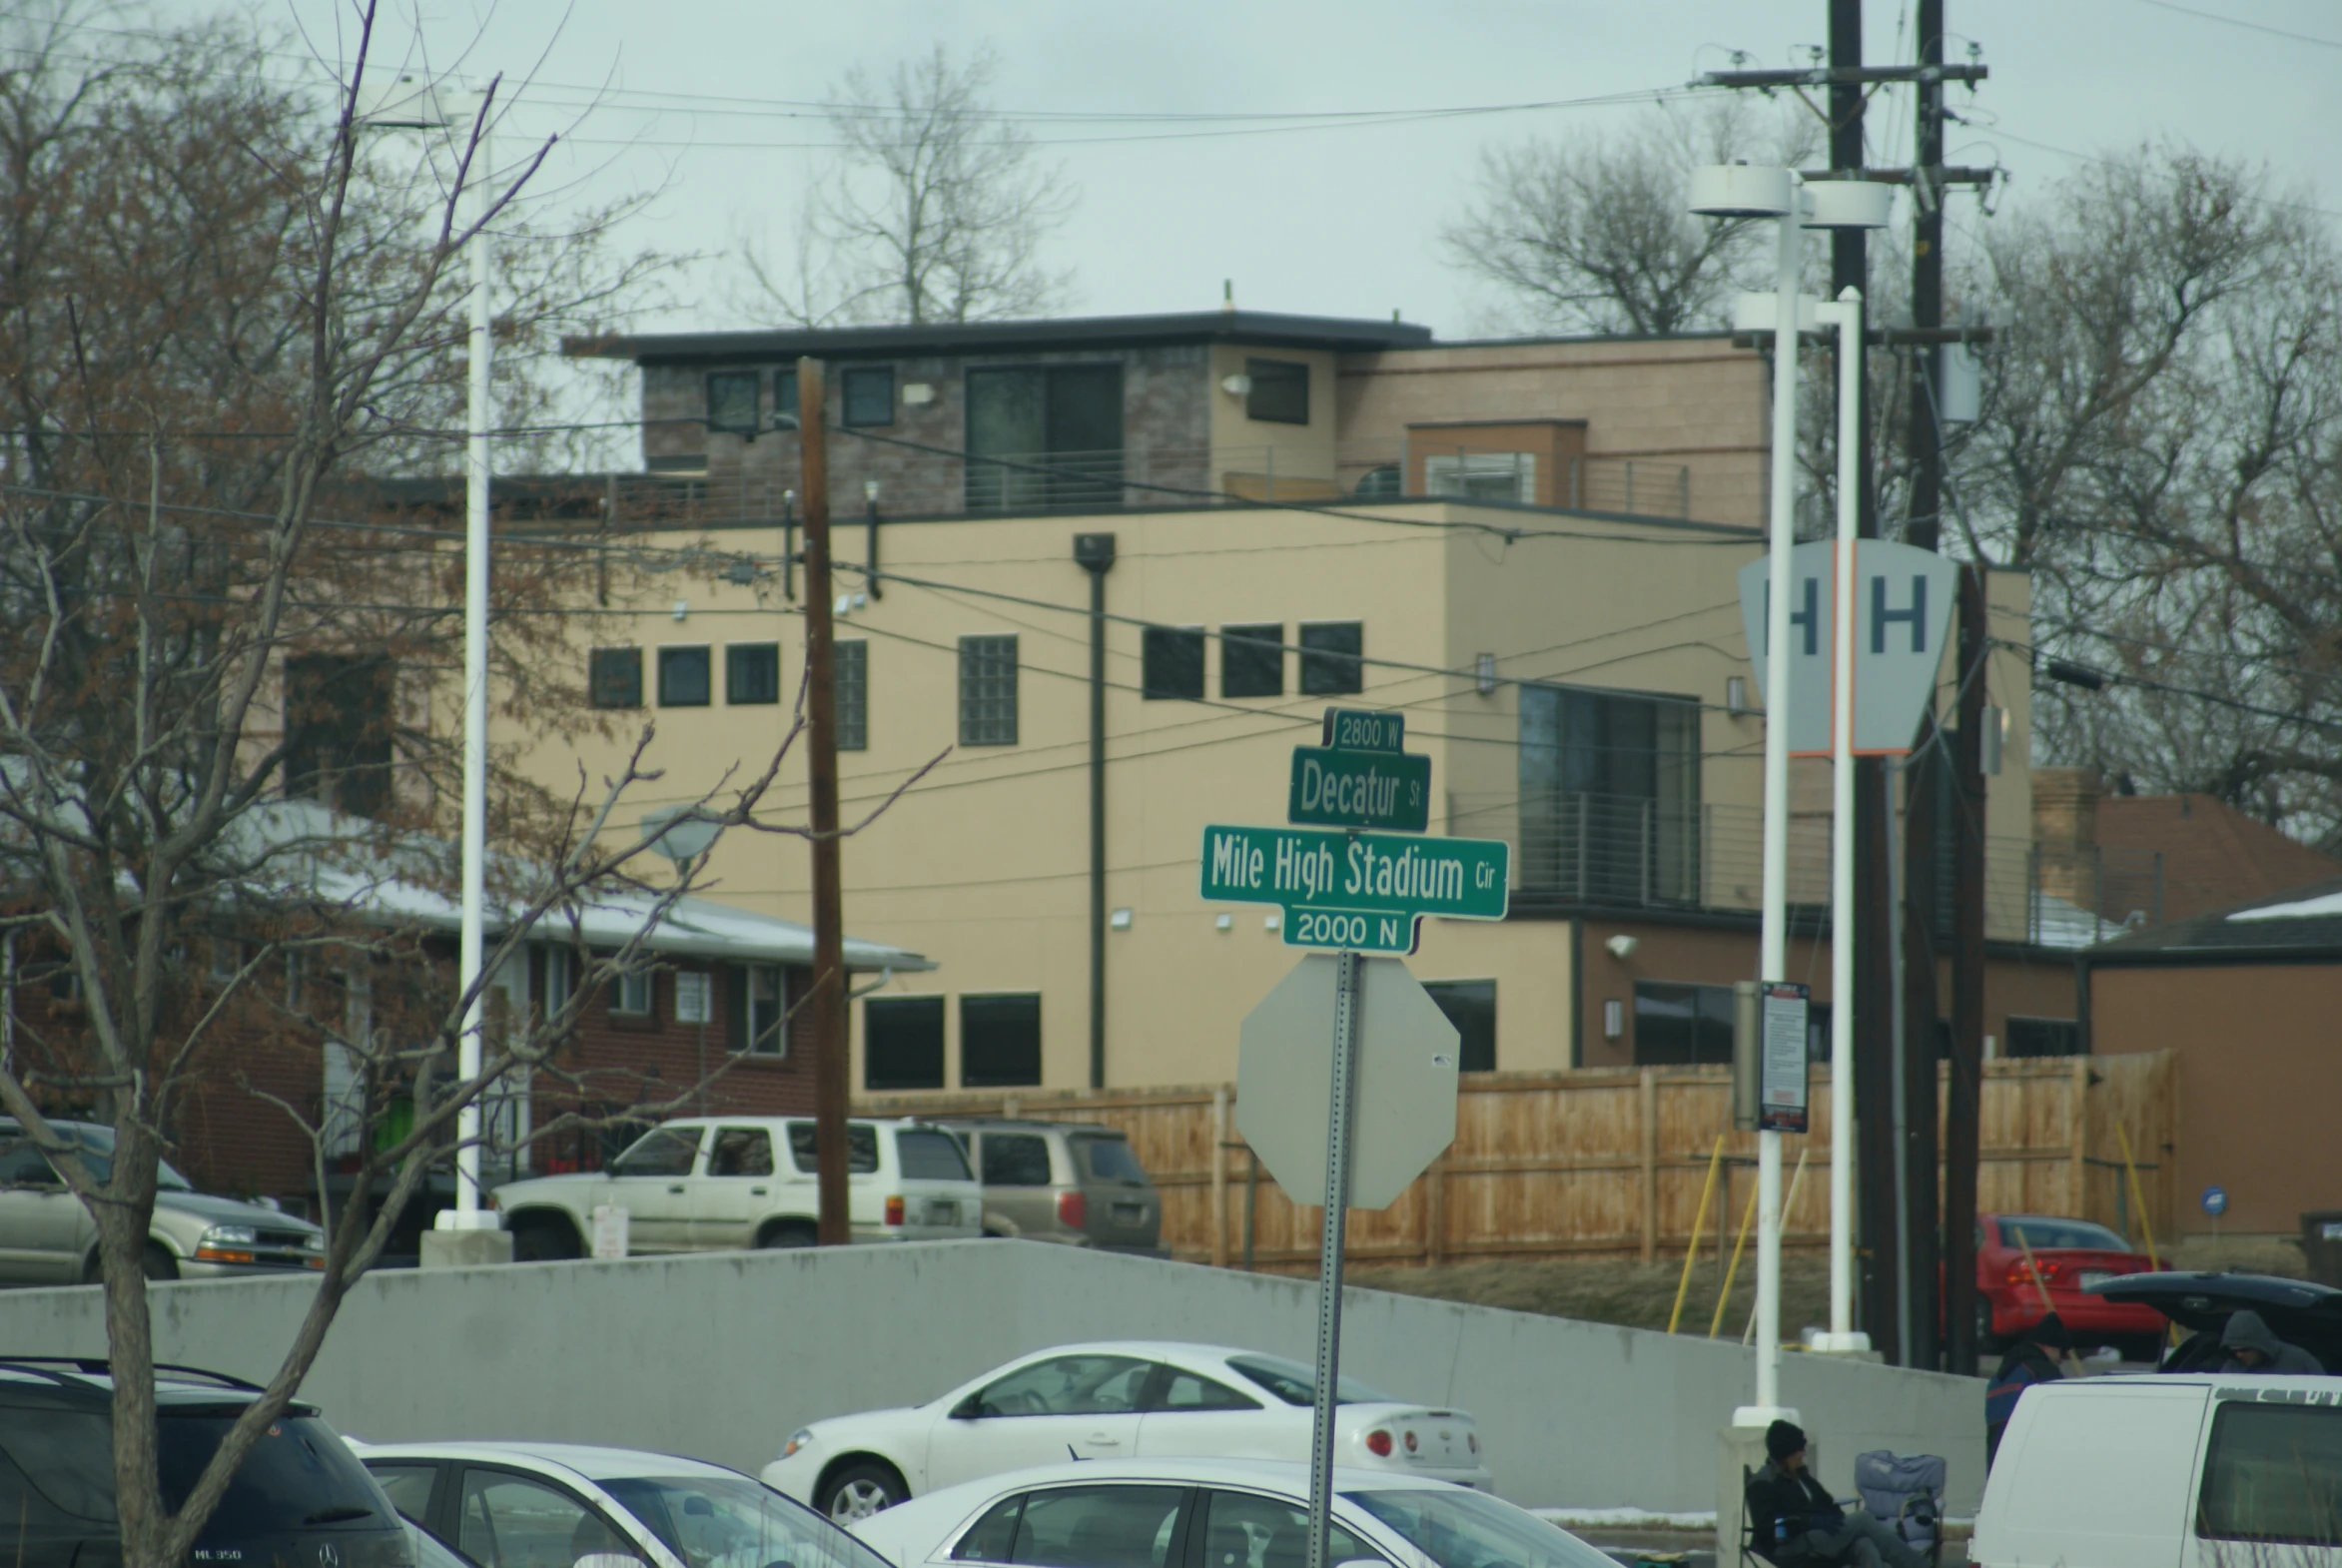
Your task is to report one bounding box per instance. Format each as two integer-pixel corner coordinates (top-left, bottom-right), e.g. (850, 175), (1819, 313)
(750, 1186), (768, 1195)
(666, 1184), (686, 1194)
(1086, 1433), (1122, 1447)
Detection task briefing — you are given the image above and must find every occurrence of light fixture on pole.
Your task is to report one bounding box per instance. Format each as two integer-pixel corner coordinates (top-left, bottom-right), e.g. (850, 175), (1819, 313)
(361, 75), (504, 1239)
(1690, 161), (1801, 1426)
(1801, 178), (1892, 1359)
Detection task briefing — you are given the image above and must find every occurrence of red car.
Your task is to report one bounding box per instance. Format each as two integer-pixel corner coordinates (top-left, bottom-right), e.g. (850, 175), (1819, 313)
(1976, 1212), (2168, 1360)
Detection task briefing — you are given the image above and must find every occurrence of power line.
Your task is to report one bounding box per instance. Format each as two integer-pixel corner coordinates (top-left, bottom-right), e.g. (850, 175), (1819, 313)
(2124, 0), (2342, 51)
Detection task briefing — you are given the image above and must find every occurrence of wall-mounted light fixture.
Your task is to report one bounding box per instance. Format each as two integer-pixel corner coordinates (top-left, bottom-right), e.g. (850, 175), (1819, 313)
(902, 382), (936, 406)
(1219, 374), (1252, 398)
(670, 599), (689, 622)
(1214, 914), (1232, 932)
(1727, 675), (1750, 715)
(1110, 907), (1134, 931)
(1263, 913), (1281, 932)
(1603, 999), (1624, 1040)
(1605, 934), (1640, 961)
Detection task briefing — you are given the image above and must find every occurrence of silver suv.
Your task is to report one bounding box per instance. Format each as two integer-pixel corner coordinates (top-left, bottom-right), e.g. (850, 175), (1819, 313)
(0, 1118), (326, 1284)
(941, 1119), (1163, 1252)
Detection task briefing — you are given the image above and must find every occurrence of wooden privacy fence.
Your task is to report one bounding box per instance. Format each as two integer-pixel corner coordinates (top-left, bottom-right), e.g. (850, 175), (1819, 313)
(860, 1053), (2178, 1271)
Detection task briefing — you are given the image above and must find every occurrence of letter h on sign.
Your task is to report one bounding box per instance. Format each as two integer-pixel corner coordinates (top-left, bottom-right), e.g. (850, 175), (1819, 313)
(1873, 574), (1928, 654)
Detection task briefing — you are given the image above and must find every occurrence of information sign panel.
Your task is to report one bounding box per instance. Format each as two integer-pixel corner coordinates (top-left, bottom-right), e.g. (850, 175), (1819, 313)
(1759, 982), (1811, 1134)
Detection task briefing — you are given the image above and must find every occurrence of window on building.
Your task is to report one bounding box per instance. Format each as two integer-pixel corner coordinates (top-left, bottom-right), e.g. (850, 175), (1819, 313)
(1424, 980), (1497, 1073)
(965, 364), (1124, 509)
(658, 645), (711, 707)
(842, 366), (895, 427)
(1142, 625), (1205, 701)
(1221, 623), (1283, 698)
(541, 947), (573, 1017)
(2005, 1017), (2082, 1058)
(726, 642), (780, 705)
(865, 996), (945, 1092)
(1424, 450), (1535, 503)
(960, 635), (1019, 745)
(608, 967), (653, 1018)
(1632, 981), (1734, 1066)
(673, 971), (711, 1025)
(589, 647), (643, 709)
(726, 964), (785, 1055)
(284, 654), (394, 818)
(771, 369), (801, 428)
(962, 994), (1042, 1088)
(1245, 358), (1310, 424)
(706, 371), (760, 435)
(836, 639), (869, 750)
(1298, 621), (1363, 696)
(1519, 683), (1701, 904)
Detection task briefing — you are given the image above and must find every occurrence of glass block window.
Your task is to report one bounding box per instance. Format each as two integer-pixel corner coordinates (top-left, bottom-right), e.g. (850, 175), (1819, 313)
(1298, 621), (1363, 696)
(1221, 623), (1283, 698)
(726, 643), (780, 705)
(1142, 626), (1205, 701)
(836, 639), (869, 751)
(706, 371), (760, 435)
(658, 646), (711, 707)
(589, 647), (642, 709)
(959, 635), (1019, 746)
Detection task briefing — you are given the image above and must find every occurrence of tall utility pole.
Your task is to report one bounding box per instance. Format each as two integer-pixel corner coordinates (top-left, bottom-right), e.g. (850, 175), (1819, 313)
(1947, 565), (1989, 1376)
(1074, 532), (1117, 1090)
(797, 358), (850, 1246)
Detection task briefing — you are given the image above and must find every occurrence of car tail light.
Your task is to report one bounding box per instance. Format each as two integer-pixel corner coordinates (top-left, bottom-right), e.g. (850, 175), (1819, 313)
(1058, 1190), (1087, 1228)
(1365, 1429), (1392, 1457)
(1403, 1430), (1418, 1453)
(2007, 1258), (2063, 1287)
(885, 1195), (905, 1226)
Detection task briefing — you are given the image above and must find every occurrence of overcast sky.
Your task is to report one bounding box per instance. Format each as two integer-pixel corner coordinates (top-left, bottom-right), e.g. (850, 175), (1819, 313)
(153, 0), (2342, 351)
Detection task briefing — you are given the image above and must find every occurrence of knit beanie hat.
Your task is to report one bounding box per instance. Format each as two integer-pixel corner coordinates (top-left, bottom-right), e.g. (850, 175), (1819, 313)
(1766, 1419), (1808, 1463)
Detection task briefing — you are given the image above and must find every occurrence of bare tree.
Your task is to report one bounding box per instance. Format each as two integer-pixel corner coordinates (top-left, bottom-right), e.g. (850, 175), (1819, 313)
(736, 44), (1077, 327)
(0, 8), (919, 1568)
(1441, 98), (1818, 336)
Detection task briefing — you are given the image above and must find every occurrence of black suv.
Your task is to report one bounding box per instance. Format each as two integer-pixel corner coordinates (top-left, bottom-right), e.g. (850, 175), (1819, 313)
(0, 1357), (410, 1568)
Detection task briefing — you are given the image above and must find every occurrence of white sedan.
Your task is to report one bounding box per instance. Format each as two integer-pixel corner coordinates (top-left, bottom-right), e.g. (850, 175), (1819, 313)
(762, 1341), (1491, 1522)
(847, 1458), (1614, 1568)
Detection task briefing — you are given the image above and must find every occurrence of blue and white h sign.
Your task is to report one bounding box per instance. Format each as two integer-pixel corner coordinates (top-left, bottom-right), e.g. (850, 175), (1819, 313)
(1738, 539), (1963, 756)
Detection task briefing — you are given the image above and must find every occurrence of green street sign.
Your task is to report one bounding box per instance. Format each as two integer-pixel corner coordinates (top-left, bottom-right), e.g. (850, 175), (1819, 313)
(1281, 907), (1419, 953)
(1287, 746), (1431, 832)
(1200, 824), (1511, 922)
(1321, 709), (1404, 753)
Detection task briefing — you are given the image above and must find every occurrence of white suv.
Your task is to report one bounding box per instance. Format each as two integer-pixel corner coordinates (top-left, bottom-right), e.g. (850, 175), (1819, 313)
(491, 1116), (981, 1259)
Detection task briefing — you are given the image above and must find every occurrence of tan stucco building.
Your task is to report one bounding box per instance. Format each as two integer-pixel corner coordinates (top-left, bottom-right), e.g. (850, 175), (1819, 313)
(514, 312), (2067, 1096)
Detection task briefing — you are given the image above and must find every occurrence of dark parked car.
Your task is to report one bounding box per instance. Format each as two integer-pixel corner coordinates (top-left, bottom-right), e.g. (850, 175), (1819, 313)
(2090, 1269), (2342, 1371)
(0, 1357), (409, 1568)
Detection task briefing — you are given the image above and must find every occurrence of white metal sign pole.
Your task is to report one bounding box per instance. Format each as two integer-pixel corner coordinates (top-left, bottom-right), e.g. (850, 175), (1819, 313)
(450, 101), (494, 1231)
(1306, 947), (1362, 1568)
(1746, 182), (1803, 1423)
(1820, 290), (1871, 1354)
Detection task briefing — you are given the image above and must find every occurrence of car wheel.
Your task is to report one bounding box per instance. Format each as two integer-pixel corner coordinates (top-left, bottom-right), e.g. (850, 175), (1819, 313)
(511, 1215), (583, 1262)
(818, 1461), (907, 1523)
(757, 1222), (817, 1249)
(142, 1243), (179, 1281)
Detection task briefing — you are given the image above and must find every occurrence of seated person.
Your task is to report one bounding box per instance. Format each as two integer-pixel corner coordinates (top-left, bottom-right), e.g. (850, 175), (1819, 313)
(1747, 1421), (1927, 1568)
(2218, 1310), (2323, 1374)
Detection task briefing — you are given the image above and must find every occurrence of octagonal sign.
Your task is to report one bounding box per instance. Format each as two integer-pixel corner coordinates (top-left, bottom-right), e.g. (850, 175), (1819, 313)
(1236, 955), (1461, 1211)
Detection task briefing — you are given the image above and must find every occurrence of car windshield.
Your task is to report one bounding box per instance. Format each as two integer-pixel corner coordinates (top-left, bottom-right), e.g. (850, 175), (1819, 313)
(1999, 1216), (2130, 1252)
(0, 1120), (193, 1190)
(1344, 1490), (1617, 1568)
(1076, 1137), (1148, 1184)
(897, 1130), (973, 1180)
(599, 1475), (894, 1568)
(1225, 1354), (1394, 1407)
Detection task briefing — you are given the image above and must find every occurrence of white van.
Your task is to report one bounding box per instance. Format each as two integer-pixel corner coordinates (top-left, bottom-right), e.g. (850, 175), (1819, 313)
(1972, 1374), (2342, 1567)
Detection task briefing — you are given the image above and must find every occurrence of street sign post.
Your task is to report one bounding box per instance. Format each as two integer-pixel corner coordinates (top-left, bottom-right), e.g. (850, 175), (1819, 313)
(1201, 710), (1501, 1568)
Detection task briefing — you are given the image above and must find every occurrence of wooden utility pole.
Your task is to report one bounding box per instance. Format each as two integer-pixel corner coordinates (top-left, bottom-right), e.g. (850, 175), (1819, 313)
(1946, 565), (1990, 1375)
(797, 357), (850, 1246)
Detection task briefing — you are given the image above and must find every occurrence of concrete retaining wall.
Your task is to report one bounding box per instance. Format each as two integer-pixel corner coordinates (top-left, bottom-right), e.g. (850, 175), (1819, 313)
(0, 1241), (1984, 1512)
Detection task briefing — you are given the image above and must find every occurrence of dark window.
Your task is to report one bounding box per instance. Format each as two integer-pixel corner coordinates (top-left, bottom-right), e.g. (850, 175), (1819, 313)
(727, 643), (780, 704)
(898, 1129), (973, 1179)
(725, 965), (785, 1056)
(1152, 1372), (1259, 1411)
(1006, 1485), (1185, 1568)
(1142, 626), (1205, 701)
(962, 994), (1042, 1088)
(1424, 980), (1497, 1073)
(836, 638), (869, 750)
(787, 1122), (880, 1175)
(772, 369), (801, 428)
(284, 654), (394, 818)
(0, 1408), (111, 1518)
(1203, 1489), (1376, 1568)
(842, 366), (895, 427)
(1075, 1135), (1148, 1183)
(955, 1495), (1027, 1562)
(1518, 683), (1701, 904)
(2005, 1018), (2082, 1058)
(457, 1470), (604, 1568)
(1221, 623), (1283, 698)
(158, 1415), (388, 1537)
(658, 646), (711, 706)
(610, 1126), (701, 1177)
(961, 635), (1020, 746)
(982, 1133), (1053, 1186)
(1298, 621), (1363, 696)
(2197, 1402), (2342, 1546)
(866, 996), (945, 1091)
(1223, 1352), (1393, 1406)
(706, 371), (760, 435)
(1245, 358), (1310, 424)
(965, 364), (1124, 510)
(366, 1463), (438, 1526)
(1633, 981), (1735, 1066)
(590, 647), (643, 709)
(608, 968), (652, 1016)
(707, 1128), (775, 1176)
